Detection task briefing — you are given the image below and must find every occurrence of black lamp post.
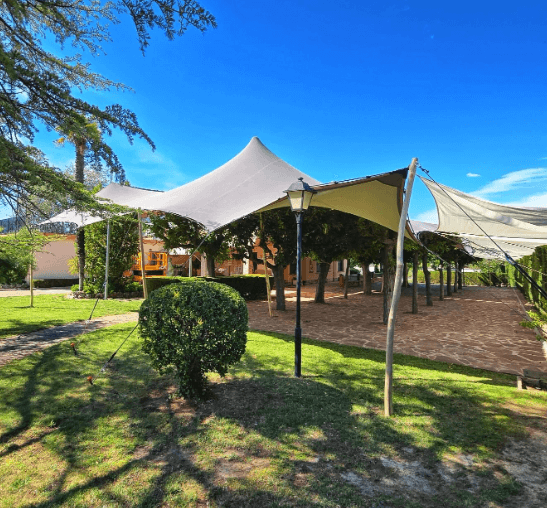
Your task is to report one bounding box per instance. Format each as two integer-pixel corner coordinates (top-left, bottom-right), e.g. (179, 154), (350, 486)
(284, 177), (315, 377)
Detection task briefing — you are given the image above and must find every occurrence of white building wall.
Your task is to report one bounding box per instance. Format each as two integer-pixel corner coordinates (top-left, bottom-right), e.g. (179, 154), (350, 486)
(30, 237), (76, 281)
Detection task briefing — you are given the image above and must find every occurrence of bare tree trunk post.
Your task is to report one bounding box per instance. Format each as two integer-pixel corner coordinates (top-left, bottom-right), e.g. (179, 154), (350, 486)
(344, 260), (350, 299)
(412, 251), (419, 314)
(138, 211), (148, 300)
(29, 264), (34, 308)
(458, 261), (463, 290)
(189, 252), (193, 277)
(423, 251), (433, 306)
(260, 215), (273, 317)
(385, 157), (418, 417)
(446, 265), (452, 296)
(439, 263), (444, 301)
(453, 263), (458, 293)
(383, 243), (393, 325)
(262, 253), (273, 316)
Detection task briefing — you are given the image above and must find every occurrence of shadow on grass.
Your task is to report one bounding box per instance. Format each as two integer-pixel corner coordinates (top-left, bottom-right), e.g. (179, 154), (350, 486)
(0, 327), (527, 508)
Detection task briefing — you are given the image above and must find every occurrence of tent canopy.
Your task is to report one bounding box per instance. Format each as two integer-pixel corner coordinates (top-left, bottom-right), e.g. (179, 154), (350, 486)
(43, 137), (410, 235)
(421, 177), (547, 259)
(40, 184), (163, 228)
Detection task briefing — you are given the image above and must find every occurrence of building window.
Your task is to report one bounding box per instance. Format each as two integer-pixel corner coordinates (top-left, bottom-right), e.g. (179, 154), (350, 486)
(337, 260), (344, 272)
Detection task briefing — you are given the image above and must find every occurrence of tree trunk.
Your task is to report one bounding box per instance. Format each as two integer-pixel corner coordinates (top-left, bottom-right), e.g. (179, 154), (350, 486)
(343, 261), (350, 299)
(362, 263), (373, 295)
(273, 264), (286, 311)
(439, 264), (444, 301)
(403, 262), (409, 287)
(201, 253), (215, 277)
(446, 265), (452, 296)
(422, 251), (433, 306)
(458, 262), (463, 290)
(412, 251), (419, 314)
(453, 263), (458, 293)
(314, 262), (330, 303)
(75, 140), (86, 291)
(207, 256), (216, 277)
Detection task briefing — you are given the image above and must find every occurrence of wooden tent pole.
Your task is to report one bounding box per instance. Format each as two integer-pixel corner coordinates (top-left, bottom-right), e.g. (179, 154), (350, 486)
(260, 213), (273, 317)
(384, 157), (418, 417)
(138, 211), (148, 299)
(29, 263), (34, 308)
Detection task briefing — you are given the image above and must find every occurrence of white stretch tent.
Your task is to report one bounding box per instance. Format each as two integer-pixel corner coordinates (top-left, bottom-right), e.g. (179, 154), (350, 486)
(40, 183), (163, 228)
(44, 137), (409, 235)
(135, 136), (408, 233)
(421, 177), (547, 260)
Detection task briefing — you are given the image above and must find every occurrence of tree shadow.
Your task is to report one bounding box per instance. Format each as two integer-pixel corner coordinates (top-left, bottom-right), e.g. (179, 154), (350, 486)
(0, 326), (529, 508)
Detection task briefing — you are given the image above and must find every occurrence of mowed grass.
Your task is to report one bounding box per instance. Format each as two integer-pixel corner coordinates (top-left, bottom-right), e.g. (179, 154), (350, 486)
(1, 323), (546, 507)
(0, 295), (142, 339)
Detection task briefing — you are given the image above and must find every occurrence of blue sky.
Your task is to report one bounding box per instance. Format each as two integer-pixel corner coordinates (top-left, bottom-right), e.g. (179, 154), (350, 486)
(11, 0), (547, 223)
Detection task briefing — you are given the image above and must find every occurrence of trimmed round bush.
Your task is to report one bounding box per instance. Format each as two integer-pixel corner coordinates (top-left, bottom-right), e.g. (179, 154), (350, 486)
(139, 281), (248, 398)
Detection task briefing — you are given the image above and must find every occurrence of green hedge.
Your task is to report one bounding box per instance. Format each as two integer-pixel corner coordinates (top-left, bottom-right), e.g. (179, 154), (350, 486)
(508, 245), (547, 312)
(411, 269), (497, 287)
(145, 275), (275, 301)
(34, 278), (79, 288)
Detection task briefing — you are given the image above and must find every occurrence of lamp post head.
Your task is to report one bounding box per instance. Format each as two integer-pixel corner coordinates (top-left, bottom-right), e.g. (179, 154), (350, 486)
(284, 177), (316, 213)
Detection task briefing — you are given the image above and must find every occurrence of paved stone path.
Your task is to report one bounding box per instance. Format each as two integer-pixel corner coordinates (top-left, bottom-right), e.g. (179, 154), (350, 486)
(1, 284), (546, 376)
(0, 313), (138, 367)
(0, 287), (72, 297)
(248, 284), (547, 376)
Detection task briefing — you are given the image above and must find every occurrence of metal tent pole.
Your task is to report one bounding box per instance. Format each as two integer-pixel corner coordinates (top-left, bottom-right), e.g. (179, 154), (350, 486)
(103, 220), (111, 300)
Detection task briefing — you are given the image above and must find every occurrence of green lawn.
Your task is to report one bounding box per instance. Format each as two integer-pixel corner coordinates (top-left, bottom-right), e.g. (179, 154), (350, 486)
(0, 295), (142, 339)
(1, 322), (545, 507)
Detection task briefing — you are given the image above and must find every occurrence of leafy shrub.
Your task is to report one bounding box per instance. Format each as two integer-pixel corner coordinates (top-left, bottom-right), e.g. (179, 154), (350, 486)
(123, 280), (142, 293)
(139, 281), (248, 398)
(0, 256), (28, 284)
(145, 276), (199, 294)
(84, 215), (139, 293)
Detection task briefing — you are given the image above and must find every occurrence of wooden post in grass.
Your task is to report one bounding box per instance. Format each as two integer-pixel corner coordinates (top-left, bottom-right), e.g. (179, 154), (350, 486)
(29, 263), (34, 308)
(138, 211), (148, 300)
(384, 158), (418, 417)
(260, 213), (273, 317)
